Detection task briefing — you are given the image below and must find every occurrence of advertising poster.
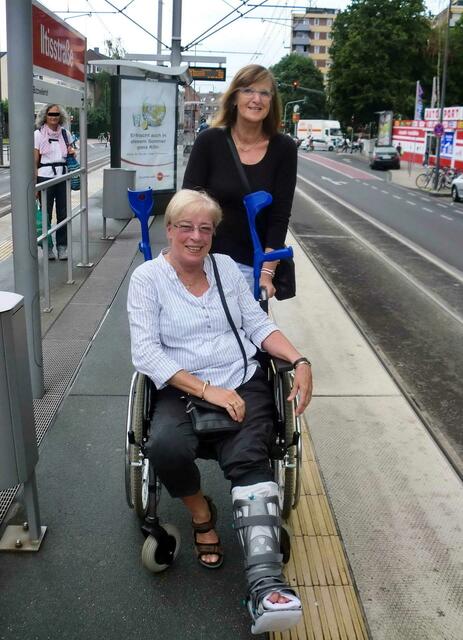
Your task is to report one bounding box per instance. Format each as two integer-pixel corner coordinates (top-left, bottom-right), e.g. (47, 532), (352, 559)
(120, 79), (177, 191)
(440, 131), (454, 157)
(377, 111), (393, 146)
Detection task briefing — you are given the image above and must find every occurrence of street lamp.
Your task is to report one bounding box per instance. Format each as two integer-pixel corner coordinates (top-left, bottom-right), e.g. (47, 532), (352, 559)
(283, 99), (305, 132)
(434, 0), (451, 190)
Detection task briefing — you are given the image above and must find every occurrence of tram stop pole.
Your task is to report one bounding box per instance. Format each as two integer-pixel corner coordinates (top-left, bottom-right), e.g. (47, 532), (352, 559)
(0, 292), (46, 552)
(6, 0), (44, 398)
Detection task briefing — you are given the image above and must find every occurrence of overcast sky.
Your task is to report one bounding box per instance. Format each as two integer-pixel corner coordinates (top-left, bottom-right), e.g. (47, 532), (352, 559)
(0, 0), (449, 92)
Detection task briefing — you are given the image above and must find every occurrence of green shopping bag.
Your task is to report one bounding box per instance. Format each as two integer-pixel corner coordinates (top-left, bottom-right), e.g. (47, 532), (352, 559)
(36, 199), (53, 248)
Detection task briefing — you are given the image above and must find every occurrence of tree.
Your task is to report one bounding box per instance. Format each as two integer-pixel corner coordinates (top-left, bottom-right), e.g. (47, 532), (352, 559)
(270, 54), (326, 128)
(104, 37), (126, 60)
(444, 15), (463, 107)
(328, 0), (431, 127)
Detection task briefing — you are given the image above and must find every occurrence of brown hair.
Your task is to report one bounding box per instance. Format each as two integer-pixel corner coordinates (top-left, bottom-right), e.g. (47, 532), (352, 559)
(213, 64), (281, 137)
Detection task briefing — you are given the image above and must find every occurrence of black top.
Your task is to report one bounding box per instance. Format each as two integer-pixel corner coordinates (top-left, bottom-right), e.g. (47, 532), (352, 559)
(182, 127), (298, 266)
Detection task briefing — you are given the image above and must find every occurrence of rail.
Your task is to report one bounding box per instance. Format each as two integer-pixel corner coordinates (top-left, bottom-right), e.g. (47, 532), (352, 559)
(35, 166), (89, 312)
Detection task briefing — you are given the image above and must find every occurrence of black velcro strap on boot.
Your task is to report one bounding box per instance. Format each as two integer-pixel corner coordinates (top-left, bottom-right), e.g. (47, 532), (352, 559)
(234, 514), (281, 530)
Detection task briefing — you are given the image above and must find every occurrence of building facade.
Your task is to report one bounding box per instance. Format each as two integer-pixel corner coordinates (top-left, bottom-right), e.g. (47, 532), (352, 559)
(290, 8), (339, 78)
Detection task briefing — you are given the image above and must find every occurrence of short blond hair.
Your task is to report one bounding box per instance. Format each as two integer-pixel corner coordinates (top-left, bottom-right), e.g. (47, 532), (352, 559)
(165, 189), (222, 228)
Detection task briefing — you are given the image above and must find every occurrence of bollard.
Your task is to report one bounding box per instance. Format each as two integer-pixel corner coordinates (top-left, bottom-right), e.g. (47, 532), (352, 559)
(102, 168), (136, 239)
(0, 292), (46, 551)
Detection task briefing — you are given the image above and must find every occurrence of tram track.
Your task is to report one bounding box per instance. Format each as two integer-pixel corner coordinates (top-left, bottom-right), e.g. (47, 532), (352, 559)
(292, 175), (463, 478)
(0, 155), (110, 219)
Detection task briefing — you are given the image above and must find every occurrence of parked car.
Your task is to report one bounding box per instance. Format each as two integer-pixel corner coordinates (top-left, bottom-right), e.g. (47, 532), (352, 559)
(451, 173), (463, 202)
(369, 146), (401, 170)
(301, 137), (334, 152)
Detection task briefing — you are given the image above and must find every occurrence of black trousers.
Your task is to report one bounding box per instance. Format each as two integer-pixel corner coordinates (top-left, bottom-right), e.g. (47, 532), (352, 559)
(37, 177), (67, 248)
(144, 368), (275, 498)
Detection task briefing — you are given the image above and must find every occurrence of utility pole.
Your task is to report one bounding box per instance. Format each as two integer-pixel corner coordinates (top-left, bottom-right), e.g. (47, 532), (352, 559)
(157, 1), (163, 56)
(171, 0), (182, 66)
(6, 0), (44, 397)
(434, 0), (451, 190)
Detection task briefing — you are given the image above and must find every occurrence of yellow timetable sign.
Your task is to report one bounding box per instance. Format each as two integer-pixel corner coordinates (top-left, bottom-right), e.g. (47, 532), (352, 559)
(189, 66), (226, 82)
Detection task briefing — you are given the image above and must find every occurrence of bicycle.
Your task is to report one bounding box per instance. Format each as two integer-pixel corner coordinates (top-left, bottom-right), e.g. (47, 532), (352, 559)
(416, 166), (437, 190)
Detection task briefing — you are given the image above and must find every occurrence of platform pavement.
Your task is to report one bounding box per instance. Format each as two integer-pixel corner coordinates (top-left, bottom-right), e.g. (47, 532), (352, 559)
(0, 158), (462, 640)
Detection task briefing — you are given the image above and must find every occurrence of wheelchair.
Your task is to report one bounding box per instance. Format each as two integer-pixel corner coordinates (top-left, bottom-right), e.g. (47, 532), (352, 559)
(124, 188), (303, 572)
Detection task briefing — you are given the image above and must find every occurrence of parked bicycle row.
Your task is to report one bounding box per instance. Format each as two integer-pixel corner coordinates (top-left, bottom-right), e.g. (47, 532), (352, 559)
(415, 165), (462, 199)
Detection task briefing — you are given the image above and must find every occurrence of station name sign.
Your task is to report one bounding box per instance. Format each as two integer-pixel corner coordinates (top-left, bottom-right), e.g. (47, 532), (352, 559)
(32, 1), (86, 84)
(188, 66), (226, 82)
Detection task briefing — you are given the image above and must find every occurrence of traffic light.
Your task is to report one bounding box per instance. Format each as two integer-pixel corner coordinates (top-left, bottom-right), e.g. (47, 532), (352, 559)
(292, 80), (300, 90)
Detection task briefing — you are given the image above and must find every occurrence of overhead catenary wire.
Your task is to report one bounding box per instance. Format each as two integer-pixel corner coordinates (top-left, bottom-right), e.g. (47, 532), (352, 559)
(184, 0), (271, 51)
(102, 0), (171, 50)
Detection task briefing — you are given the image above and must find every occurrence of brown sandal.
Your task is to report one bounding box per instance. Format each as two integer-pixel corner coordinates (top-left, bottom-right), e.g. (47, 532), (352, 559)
(192, 495), (224, 569)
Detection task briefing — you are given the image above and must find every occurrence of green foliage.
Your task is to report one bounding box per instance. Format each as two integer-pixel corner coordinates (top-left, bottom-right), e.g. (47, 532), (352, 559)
(270, 54), (326, 128)
(328, 0), (431, 126)
(87, 106), (110, 139)
(87, 71), (111, 137)
(446, 16), (463, 106)
(104, 37), (126, 60)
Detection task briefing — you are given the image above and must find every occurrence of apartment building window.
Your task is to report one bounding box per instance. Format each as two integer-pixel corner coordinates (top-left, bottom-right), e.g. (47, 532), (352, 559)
(327, 19), (333, 26)
(314, 32), (320, 40)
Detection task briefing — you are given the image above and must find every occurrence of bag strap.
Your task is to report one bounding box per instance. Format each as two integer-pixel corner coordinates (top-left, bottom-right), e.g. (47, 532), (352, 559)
(210, 253), (248, 385)
(226, 129), (251, 195)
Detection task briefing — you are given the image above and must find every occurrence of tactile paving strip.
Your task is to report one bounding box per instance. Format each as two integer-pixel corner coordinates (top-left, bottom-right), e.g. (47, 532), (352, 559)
(271, 426), (369, 640)
(0, 339), (89, 523)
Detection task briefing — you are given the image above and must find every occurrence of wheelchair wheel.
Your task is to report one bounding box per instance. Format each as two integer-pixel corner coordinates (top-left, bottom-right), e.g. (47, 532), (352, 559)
(274, 372), (302, 520)
(141, 523), (181, 573)
(125, 372), (151, 518)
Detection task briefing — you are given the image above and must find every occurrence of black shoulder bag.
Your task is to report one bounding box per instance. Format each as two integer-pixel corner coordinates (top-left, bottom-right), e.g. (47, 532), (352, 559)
(186, 254), (248, 435)
(225, 130), (296, 301)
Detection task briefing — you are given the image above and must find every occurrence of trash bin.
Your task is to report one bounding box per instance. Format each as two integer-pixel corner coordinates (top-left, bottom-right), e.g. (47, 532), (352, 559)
(102, 168), (136, 219)
(0, 292), (38, 491)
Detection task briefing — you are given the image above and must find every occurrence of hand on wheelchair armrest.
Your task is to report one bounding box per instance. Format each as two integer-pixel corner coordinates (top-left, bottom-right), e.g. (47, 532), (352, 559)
(288, 363), (312, 416)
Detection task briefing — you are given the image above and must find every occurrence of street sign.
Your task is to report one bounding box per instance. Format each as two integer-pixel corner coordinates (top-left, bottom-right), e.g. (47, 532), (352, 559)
(188, 66), (226, 82)
(434, 122), (445, 137)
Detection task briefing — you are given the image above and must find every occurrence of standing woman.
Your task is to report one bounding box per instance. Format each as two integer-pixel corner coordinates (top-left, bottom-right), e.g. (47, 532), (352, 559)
(183, 64), (297, 297)
(34, 103), (76, 260)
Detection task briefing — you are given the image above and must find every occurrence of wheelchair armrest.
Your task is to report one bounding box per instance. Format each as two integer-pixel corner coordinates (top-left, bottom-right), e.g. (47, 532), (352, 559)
(270, 356), (293, 373)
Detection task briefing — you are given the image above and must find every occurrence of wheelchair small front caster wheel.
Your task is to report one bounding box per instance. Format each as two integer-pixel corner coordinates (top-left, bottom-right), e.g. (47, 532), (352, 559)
(141, 523), (181, 573)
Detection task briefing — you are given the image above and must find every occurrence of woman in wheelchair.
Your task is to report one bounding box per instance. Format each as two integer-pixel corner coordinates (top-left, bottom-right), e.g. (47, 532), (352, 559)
(127, 189), (312, 635)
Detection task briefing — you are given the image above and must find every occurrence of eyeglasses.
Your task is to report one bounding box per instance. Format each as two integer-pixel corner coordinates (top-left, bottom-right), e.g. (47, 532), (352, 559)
(47, 112), (60, 117)
(238, 87), (272, 100)
(172, 223), (214, 236)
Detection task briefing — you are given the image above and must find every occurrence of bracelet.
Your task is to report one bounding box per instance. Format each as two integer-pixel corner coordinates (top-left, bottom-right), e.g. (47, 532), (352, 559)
(293, 357), (311, 369)
(201, 380), (210, 400)
(261, 268), (275, 278)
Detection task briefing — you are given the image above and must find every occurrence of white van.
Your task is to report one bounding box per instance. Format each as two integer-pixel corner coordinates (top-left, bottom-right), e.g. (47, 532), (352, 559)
(297, 119), (342, 150)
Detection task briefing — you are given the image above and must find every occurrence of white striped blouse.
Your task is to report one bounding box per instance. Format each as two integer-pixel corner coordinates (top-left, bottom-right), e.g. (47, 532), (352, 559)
(127, 251), (278, 390)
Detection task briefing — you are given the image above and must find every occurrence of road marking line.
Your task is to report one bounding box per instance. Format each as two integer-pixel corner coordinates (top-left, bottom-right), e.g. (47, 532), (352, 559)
(420, 197), (431, 202)
(296, 173), (463, 285)
(381, 190), (389, 194)
(440, 214), (454, 221)
(407, 192), (417, 197)
(370, 185), (378, 190)
(296, 181), (463, 326)
(423, 207), (433, 213)
(362, 182), (369, 186)
(406, 200), (416, 206)
(437, 203), (448, 208)
(393, 195), (402, 199)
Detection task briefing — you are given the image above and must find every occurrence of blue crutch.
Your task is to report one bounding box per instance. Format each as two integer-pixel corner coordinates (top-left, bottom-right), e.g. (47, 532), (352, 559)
(128, 188), (154, 261)
(243, 191), (294, 300)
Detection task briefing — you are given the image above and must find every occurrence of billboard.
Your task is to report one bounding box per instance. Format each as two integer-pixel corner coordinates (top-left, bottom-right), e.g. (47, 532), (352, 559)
(120, 78), (177, 191)
(377, 111), (393, 146)
(32, 2), (86, 84)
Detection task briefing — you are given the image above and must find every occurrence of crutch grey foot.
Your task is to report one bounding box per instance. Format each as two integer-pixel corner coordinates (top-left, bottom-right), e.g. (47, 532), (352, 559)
(232, 481), (302, 635)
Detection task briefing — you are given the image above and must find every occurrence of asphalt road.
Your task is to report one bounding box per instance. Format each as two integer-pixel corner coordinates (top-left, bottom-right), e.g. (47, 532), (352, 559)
(292, 150), (463, 476)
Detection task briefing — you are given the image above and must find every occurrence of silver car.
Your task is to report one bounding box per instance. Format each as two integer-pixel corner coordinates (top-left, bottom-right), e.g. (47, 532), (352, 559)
(451, 173), (463, 202)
